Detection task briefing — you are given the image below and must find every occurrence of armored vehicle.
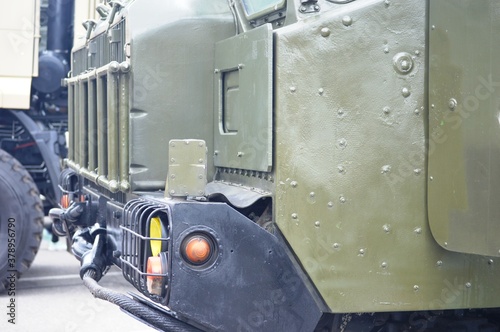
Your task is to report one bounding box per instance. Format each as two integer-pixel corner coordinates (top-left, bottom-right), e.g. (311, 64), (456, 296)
(54, 0), (500, 330)
(0, 0), (76, 288)
(0, 0), (104, 289)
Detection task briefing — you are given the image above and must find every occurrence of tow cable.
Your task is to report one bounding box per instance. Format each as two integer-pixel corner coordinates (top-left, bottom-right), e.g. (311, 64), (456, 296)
(79, 232), (201, 332)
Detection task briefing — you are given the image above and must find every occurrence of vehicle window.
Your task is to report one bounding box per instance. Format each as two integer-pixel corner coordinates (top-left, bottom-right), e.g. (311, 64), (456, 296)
(241, 0), (285, 18)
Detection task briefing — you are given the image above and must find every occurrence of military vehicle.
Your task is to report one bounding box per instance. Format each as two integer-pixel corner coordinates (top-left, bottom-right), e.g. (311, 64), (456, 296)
(0, 0), (76, 288)
(0, 0), (104, 289)
(53, 0), (500, 330)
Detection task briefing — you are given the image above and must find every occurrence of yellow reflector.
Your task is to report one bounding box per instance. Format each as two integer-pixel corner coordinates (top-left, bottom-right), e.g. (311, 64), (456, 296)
(149, 217), (163, 257)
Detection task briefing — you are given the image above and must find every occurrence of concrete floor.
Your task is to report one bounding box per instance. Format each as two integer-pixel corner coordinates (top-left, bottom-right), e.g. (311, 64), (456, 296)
(0, 231), (154, 332)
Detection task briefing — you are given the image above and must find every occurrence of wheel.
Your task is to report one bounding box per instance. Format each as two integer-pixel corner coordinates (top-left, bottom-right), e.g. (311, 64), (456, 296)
(0, 149), (44, 290)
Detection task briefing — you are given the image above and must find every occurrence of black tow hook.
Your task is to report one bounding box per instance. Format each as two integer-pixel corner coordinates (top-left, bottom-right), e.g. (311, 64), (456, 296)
(76, 225), (108, 282)
(49, 203), (84, 237)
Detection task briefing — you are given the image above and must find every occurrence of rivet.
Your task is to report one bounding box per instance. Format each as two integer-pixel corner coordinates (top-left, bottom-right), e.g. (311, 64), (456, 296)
(339, 196), (346, 203)
(314, 5), (320, 11)
(170, 174), (176, 179)
(402, 87), (411, 97)
(381, 262), (388, 268)
(214, 68), (220, 74)
(488, 259), (494, 265)
(414, 168), (421, 175)
(415, 50), (421, 56)
(338, 165), (345, 174)
(437, 260), (443, 267)
(185, 140), (190, 145)
(310, 192), (315, 198)
(333, 243), (340, 249)
(384, 0), (390, 6)
(320, 27), (330, 37)
(414, 285), (419, 291)
(291, 213), (298, 219)
(170, 142), (176, 147)
(291, 181), (298, 188)
(318, 88), (324, 95)
(238, 63), (244, 70)
(430, 176), (434, 181)
(198, 159), (204, 163)
(383, 46), (389, 54)
(383, 224), (391, 233)
(170, 158), (175, 163)
(338, 109), (344, 116)
(381, 165), (391, 174)
(414, 227), (422, 235)
(393, 52), (414, 75)
(414, 108), (420, 115)
(431, 104), (435, 108)
(328, 201), (334, 208)
(431, 25), (435, 30)
(198, 142), (204, 147)
(383, 106), (391, 114)
(465, 282), (471, 288)
(359, 249), (365, 255)
(170, 190), (175, 195)
(314, 221), (321, 227)
(342, 16), (352, 27)
(198, 174), (203, 179)
(237, 151), (244, 157)
(444, 242), (448, 247)
(448, 98), (457, 110)
(338, 138), (347, 148)
(290, 86), (296, 93)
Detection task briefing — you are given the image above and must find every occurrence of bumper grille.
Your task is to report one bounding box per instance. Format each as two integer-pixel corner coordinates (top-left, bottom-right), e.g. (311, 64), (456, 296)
(121, 199), (171, 303)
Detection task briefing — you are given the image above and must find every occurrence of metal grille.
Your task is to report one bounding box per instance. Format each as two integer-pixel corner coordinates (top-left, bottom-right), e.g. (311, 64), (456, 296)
(72, 19), (126, 76)
(66, 61), (130, 192)
(121, 199), (171, 304)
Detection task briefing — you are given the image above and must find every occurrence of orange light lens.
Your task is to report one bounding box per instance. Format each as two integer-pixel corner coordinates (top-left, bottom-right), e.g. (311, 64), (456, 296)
(146, 256), (163, 295)
(184, 236), (211, 265)
(60, 194), (70, 209)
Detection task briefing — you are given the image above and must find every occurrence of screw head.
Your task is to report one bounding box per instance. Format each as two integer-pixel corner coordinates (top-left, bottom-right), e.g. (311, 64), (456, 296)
(448, 98), (457, 110)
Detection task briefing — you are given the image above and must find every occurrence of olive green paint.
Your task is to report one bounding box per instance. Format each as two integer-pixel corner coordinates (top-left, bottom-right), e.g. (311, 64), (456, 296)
(274, 0), (500, 312)
(213, 24), (273, 172)
(428, 0), (500, 257)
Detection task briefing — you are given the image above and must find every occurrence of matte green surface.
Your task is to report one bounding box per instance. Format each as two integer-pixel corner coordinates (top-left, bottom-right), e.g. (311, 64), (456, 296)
(127, 0), (234, 191)
(428, 0), (500, 257)
(213, 24), (273, 172)
(166, 139), (207, 198)
(274, 0), (500, 312)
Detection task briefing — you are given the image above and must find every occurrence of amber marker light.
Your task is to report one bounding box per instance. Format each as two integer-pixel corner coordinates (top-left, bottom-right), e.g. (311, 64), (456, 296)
(60, 194), (70, 208)
(182, 235), (212, 265)
(146, 256), (163, 295)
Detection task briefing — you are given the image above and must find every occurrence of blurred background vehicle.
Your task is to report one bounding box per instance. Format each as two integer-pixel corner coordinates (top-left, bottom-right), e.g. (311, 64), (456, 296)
(0, 0), (101, 289)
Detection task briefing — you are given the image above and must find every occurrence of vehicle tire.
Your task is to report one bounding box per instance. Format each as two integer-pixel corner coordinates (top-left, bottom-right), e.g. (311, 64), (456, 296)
(0, 149), (44, 291)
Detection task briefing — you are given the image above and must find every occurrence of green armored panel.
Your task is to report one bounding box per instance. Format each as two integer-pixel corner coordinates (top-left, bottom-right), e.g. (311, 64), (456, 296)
(127, 0), (234, 191)
(428, 1), (500, 257)
(213, 24), (273, 172)
(274, 0), (500, 313)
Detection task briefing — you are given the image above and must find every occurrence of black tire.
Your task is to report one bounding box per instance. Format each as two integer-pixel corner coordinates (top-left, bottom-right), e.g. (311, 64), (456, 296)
(0, 149), (44, 290)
